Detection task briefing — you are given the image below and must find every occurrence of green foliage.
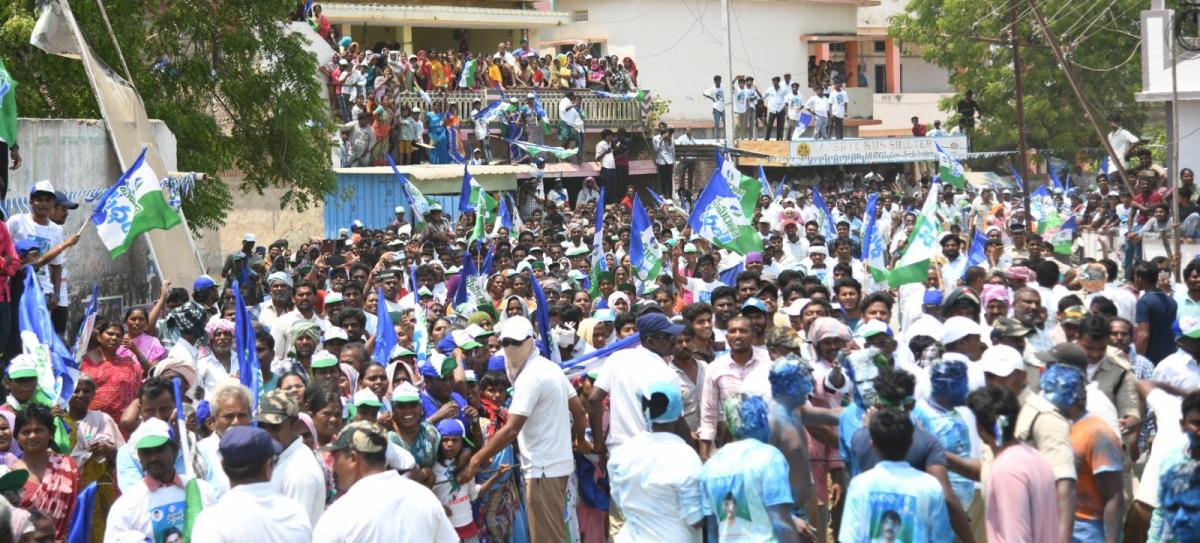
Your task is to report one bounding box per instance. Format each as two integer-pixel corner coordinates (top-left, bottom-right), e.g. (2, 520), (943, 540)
(890, 0), (1146, 158)
(0, 0), (334, 229)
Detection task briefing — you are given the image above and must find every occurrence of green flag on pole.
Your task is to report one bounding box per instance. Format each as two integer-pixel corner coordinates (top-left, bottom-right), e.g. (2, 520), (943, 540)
(935, 142), (965, 189)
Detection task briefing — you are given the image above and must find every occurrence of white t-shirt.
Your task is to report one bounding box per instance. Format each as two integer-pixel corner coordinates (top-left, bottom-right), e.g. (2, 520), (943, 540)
(685, 277), (725, 304)
(763, 86), (787, 114)
(7, 213), (64, 294)
(271, 437), (328, 525)
(828, 88), (848, 118)
(733, 87), (750, 114)
(786, 92), (805, 121)
(312, 470), (456, 543)
(594, 346), (682, 450)
(559, 97), (582, 129)
(432, 459), (478, 528)
(191, 482), (312, 543)
(608, 431), (705, 543)
(805, 95), (830, 118)
(106, 478), (219, 543)
(704, 85), (725, 112)
(596, 140), (616, 170)
(508, 354), (578, 478)
(1133, 389), (1185, 507)
(1106, 127), (1139, 173)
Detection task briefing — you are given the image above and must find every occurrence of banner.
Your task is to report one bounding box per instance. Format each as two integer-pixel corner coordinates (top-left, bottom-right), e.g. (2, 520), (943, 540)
(779, 136), (969, 166)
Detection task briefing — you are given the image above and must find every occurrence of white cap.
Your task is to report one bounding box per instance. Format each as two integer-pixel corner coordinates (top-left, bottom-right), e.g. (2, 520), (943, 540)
(324, 292), (344, 305)
(338, 227), (350, 236)
(942, 316), (984, 345)
(398, 224), (413, 236)
(465, 324), (486, 338)
(324, 327), (349, 343)
(31, 180), (55, 195)
(783, 298), (809, 317)
(129, 418), (173, 449)
(499, 316), (534, 341)
(451, 329), (473, 346)
(243, 233), (256, 243)
(980, 345), (1025, 377)
(352, 388), (382, 408)
(394, 205), (405, 214)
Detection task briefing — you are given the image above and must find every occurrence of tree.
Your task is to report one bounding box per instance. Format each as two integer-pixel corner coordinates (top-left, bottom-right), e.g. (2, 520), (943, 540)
(890, 0), (1146, 161)
(0, 0), (334, 229)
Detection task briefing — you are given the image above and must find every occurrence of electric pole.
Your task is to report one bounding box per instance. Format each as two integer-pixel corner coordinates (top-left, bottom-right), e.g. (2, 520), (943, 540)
(721, 0), (736, 146)
(1009, 0), (1032, 230)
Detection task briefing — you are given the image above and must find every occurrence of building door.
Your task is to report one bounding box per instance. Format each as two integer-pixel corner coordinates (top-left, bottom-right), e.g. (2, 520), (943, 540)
(874, 65), (886, 93)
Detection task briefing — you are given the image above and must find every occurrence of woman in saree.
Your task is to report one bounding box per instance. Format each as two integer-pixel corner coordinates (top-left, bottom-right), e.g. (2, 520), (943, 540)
(62, 374), (122, 542)
(15, 404), (79, 540)
(121, 307), (166, 371)
(82, 321), (144, 422)
(426, 101), (451, 164)
(386, 382), (440, 486)
(474, 372), (530, 543)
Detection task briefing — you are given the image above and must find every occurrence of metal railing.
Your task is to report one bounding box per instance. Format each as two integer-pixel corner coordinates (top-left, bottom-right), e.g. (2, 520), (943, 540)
(327, 86), (644, 129)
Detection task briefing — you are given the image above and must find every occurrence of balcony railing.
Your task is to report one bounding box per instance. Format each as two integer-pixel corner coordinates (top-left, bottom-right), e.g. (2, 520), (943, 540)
(328, 87), (645, 129)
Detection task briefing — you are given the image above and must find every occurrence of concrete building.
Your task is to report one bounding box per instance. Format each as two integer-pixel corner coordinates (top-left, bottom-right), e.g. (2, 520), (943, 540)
(1137, 1), (1200, 180)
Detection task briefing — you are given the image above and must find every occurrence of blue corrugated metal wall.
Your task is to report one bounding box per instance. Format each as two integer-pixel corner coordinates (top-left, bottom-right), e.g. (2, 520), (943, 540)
(326, 173), (464, 238)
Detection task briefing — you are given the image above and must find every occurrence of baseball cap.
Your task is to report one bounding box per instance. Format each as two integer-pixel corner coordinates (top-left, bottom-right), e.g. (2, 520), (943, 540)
(783, 298), (809, 317)
(30, 180), (55, 196)
(683, 243), (699, 254)
(741, 297), (768, 314)
(499, 316), (535, 341)
(243, 233), (256, 243)
(391, 382), (421, 404)
(1035, 343), (1089, 369)
(941, 316), (984, 345)
(219, 426), (283, 469)
(436, 419), (466, 438)
(394, 205), (405, 214)
(352, 389), (383, 409)
(642, 381), (684, 424)
(990, 316), (1033, 338)
(856, 319), (892, 341)
(323, 421), (388, 453)
(388, 345), (417, 359)
(6, 355), (37, 380)
(130, 418), (172, 450)
(324, 292), (344, 305)
(1059, 305), (1086, 325)
(0, 469), (29, 493)
(310, 350), (339, 370)
(1176, 316), (1200, 339)
(980, 345), (1025, 377)
(636, 313), (685, 336)
(193, 275), (217, 292)
(54, 191), (79, 210)
(256, 390), (301, 424)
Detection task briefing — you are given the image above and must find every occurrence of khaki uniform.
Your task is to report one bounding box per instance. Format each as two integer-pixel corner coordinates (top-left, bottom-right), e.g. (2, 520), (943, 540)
(1092, 353), (1140, 422)
(1014, 389), (1076, 482)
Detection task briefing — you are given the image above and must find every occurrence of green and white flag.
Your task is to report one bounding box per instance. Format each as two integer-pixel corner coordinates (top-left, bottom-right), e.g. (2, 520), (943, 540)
(91, 147), (182, 258)
(887, 179), (942, 286)
(630, 195), (662, 293)
(722, 158), (762, 219)
(935, 142), (965, 189)
(507, 140), (577, 161)
(0, 58), (16, 148)
(686, 154), (763, 256)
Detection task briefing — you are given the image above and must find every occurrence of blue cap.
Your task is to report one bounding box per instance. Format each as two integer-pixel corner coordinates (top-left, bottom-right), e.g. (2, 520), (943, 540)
(218, 426), (283, 469)
(418, 362), (440, 379)
(636, 313), (686, 336)
(435, 418), (465, 438)
(14, 240), (39, 255)
(923, 288), (944, 306)
(642, 381), (684, 424)
(486, 355), (506, 372)
(193, 274), (217, 292)
(54, 191), (79, 210)
(741, 297), (769, 314)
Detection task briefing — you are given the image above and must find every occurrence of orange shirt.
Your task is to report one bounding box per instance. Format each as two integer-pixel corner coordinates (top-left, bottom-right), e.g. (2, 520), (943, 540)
(1069, 415), (1123, 521)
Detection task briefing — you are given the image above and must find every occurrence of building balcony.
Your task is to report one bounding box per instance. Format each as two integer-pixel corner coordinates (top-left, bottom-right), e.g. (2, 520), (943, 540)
(330, 88), (645, 129)
(318, 2), (572, 29)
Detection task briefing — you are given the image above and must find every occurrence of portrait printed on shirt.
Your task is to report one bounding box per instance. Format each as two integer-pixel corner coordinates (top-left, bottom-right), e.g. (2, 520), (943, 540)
(867, 492), (916, 543)
(717, 488), (753, 538)
(148, 493), (187, 543)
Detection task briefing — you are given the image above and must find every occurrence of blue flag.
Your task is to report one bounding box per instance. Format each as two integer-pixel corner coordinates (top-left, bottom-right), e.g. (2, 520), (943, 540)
(1008, 163), (1025, 192)
(531, 92), (548, 120)
(811, 185), (836, 240)
(527, 270), (559, 363)
(459, 163), (476, 213)
(758, 165), (774, 200)
(646, 187), (665, 206)
(71, 285), (99, 363)
(387, 153), (418, 226)
(454, 246), (481, 307)
(18, 266), (79, 405)
(686, 159), (762, 255)
(447, 126), (465, 164)
(497, 193), (514, 233)
(303, 0), (314, 15)
(861, 194), (878, 262)
(372, 287), (397, 365)
(65, 481), (99, 543)
(1100, 156), (1110, 176)
(231, 280), (261, 411)
(561, 333), (640, 377)
(1048, 166), (1064, 192)
(963, 231), (989, 279)
(719, 262), (744, 286)
(630, 195), (650, 269)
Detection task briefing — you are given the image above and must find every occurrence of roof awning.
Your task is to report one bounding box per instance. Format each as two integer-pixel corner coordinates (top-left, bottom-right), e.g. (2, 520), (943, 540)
(320, 3), (572, 29)
(336, 164), (525, 193)
(800, 27), (889, 43)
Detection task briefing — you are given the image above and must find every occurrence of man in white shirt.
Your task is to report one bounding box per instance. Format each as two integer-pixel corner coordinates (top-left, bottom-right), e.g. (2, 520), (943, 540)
(257, 389), (327, 525)
(652, 122), (676, 198)
(313, 421), (457, 543)
(191, 427), (312, 543)
(702, 75), (725, 135)
(462, 316), (586, 542)
(271, 281), (329, 362)
(558, 91), (584, 164)
(608, 381), (705, 542)
(596, 129), (618, 206)
(1105, 112), (1142, 178)
(164, 302), (209, 367)
(785, 82), (806, 139)
(804, 89), (831, 140)
(927, 120), (949, 137)
(7, 180), (66, 307)
(763, 76), (788, 141)
(195, 382), (254, 495)
(106, 418), (220, 542)
(828, 80), (849, 140)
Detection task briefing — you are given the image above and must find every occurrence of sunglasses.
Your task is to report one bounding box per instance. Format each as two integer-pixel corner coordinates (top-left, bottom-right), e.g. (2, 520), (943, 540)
(500, 338), (527, 348)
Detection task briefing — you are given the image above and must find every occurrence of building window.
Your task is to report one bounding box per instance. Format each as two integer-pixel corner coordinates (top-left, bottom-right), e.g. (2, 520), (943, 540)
(874, 40), (886, 53)
(572, 10), (588, 21)
(830, 42), (845, 52)
(874, 65), (886, 93)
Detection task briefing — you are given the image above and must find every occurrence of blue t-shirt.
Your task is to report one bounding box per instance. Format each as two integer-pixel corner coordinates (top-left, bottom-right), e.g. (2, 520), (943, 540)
(850, 426), (947, 478)
(1136, 289), (1178, 363)
(420, 391), (470, 431)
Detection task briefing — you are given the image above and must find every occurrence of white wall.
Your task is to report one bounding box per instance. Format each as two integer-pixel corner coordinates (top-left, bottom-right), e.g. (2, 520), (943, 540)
(1179, 102), (1200, 175)
(542, 0), (858, 122)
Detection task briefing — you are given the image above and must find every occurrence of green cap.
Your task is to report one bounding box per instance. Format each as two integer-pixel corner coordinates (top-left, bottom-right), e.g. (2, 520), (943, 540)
(6, 355), (37, 380)
(0, 469), (29, 493)
(391, 382), (421, 404)
(352, 389), (383, 408)
(460, 340), (483, 350)
(130, 418), (172, 450)
(311, 351), (339, 369)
